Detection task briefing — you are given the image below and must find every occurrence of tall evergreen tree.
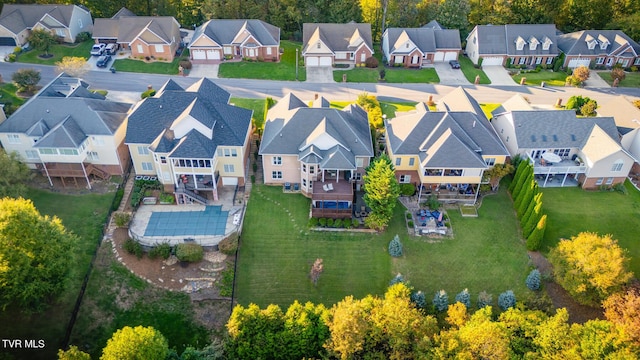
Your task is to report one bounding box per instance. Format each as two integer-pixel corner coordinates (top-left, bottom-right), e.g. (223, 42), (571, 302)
(526, 214), (547, 251)
(509, 161), (527, 192)
(517, 181), (538, 220)
(523, 201), (543, 239)
(363, 155), (400, 231)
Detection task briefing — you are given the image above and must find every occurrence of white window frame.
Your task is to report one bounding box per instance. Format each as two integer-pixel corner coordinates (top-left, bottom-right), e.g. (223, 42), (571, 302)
(606, 177), (614, 185)
(272, 156), (282, 165)
(595, 177), (603, 185)
(395, 158), (401, 166)
(141, 162), (153, 171)
(7, 134), (20, 144)
(266, 47), (272, 55)
(231, 149), (238, 157)
(399, 175), (411, 183)
(596, 57), (605, 65)
(518, 57), (526, 65)
(224, 164), (235, 173)
(546, 57), (553, 65)
(25, 150), (39, 160)
(634, 58), (640, 65)
(87, 151), (99, 160)
(409, 158), (415, 166)
(536, 57), (542, 65)
(272, 171), (282, 179)
(356, 157), (364, 168)
(56, 29), (65, 37)
(155, 44), (164, 53)
(587, 41), (596, 50)
(138, 146), (149, 155)
(39, 148), (57, 155)
(485, 158), (496, 166)
(611, 160), (624, 172)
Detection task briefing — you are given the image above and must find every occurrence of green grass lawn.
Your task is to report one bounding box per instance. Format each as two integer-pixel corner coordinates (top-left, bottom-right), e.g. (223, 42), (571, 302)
(541, 181), (640, 277)
(331, 100), (417, 119)
(231, 97), (266, 130)
(17, 41), (94, 65)
(459, 56), (491, 84)
(0, 188), (115, 360)
(512, 70), (567, 86)
(112, 51), (189, 75)
(218, 41), (306, 81)
(235, 185), (531, 309)
(333, 67), (439, 83)
(0, 83), (26, 115)
(599, 71), (640, 87)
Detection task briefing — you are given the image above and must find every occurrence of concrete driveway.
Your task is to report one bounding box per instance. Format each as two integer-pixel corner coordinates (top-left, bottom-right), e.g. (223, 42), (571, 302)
(483, 65), (516, 85)
(434, 62), (470, 85)
(306, 66), (334, 83)
(189, 64), (218, 79)
(583, 71), (610, 88)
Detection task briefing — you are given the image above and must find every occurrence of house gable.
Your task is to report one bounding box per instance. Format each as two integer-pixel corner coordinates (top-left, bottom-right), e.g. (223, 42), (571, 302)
(190, 34), (220, 47)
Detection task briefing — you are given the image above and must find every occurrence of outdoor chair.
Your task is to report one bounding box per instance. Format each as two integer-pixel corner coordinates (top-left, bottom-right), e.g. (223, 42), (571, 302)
(327, 183), (334, 191)
(284, 182), (291, 190)
(323, 184), (329, 191)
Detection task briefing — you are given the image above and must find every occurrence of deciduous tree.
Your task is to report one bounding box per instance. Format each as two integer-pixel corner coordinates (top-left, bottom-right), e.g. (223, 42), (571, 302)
(435, 0), (470, 38)
(55, 57), (90, 77)
(363, 155), (400, 231)
(58, 346), (90, 360)
(12, 68), (41, 93)
(100, 326), (169, 360)
(28, 29), (57, 56)
(0, 150), (32, 199)
(603, 286), (640, 345)
(484, 162), (514, 191)
(549, 232), (633, 306)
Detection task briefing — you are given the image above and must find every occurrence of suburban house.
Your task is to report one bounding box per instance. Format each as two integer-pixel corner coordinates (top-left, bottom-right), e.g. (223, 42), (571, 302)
(0, 73), (133, 188)
(302, 23), (373, 67)
(557, 30), (640, 68)
(385, 91), (509, 204)
(381, 25), (461, 67)
(93, 11), (182, 61)
(597, 96), (640, 173)
(465, 24), (558, 67)
(188, 19), (280, 63)
(0, 4), (92, 46)
(125, 78), (252, 204)
(259, 93), (374, 218)
(492, 104), (634, 188)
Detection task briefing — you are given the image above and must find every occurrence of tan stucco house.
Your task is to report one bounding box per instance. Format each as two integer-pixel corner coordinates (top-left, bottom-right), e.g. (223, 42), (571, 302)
(302, 23), (373, 67)
(381, 24), (461, 68)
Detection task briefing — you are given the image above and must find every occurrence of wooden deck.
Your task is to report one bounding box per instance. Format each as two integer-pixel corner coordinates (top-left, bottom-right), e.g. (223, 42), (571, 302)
(312, 180), (354, 218)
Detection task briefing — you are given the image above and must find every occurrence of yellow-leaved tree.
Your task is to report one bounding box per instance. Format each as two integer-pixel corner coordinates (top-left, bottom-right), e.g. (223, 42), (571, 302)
(100, 326), (168, 360)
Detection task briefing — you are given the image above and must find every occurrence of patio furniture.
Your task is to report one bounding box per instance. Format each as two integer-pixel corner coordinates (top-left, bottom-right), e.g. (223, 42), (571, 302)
(327, 183), (334, 191)
(542, 152), (562, 164)
(293, 183), (299, 191)
(284, 182), (291, 190)
(323, 184), (329, 191)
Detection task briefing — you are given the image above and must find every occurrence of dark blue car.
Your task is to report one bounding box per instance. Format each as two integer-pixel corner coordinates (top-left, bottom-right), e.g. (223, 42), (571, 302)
(96, 55), (112, 68)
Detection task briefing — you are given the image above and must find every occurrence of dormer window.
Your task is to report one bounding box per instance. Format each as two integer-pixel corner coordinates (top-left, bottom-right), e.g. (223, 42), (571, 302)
(599, 40), (609, 50)
(587, 40), (596, 50)
(515, 36), (526, 51)
(529, 37), (539, 51)
(542, 37), (552, 51)
(598, 34), (610, 50)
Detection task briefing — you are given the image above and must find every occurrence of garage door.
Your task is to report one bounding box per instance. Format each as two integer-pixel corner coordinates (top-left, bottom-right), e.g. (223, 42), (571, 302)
(568, 58), (590, 68)
(434, 52), (445, 62)
(444, 52), (458, 61)
(0, 37), (16, 46)
(306, 57), (319, 66)
(192, 49), (206, 60)
(222, 177), (238, 186)
(319, 56), (331, 66)
(482, 57), (504, 66)
(206, 49), (220, 60)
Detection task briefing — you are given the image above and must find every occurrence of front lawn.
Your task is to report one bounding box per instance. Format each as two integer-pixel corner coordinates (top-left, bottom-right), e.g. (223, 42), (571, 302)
(17, 41), (94, 65)
(0, 188), (115, 360)
(0, 83), (26, 115)
(235, 185), (530, 309)
(331, 100), (417, 119)
(333, 67), (439, 83)
(542, 181), (640, 277)
(599, 71), (640, 87)
(112, 51), (189, 75)
(218, 41), (306, 81)
(512, 70), (567, 86)
(459, 56), (491, 84)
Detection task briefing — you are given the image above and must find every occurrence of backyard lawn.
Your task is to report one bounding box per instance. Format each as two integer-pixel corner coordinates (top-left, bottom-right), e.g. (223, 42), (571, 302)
(218, 41), (306, 81)
(0, 83), (26, 115)
(542, 181), (640, 277)
(459, 56), (491, 84)
(599, 71), (640, 87)
(17, 41), (94, 65)
(331, 100), (417, 119)
(231, 97), (267, 131)
(512, 70), (567, 86)
(333, 67), (439, 83)
(0, 188), (115, 360)
(235, 185), (531, 309)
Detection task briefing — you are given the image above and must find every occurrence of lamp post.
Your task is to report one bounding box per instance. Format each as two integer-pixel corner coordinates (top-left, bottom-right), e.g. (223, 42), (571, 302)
(295, 48), (299, 80)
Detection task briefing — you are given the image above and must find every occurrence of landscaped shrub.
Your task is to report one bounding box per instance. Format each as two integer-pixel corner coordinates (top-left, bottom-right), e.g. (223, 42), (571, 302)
(250, 175), (255, 184)
(75, 31), (91, 42)
(498, 290), (517, 310)
(114, 212), (131, 228)
(318, 218), (327, 227)
(124, 238), (143, 259)
(526, 214), (547, 251)
(406, 212), (412, 220)
(388, 234), (403, 257)
(365, 56), (378, 68)
(611, 66), (626, 83)
(326, 218), (334, 227)
(7, 53), (16, 62)
(399, 183), (415, 196)
(411, 291), (427, 309)
(613, 182), (627, 194)
(526, 269), (541, 291)
(112, 186), (124, 211)
(351, 218), (360, 228)
(379, 69), (386, 80)
(141, 89), (156, 99)
(389, 273), (404, 285)
(477, 291), (492, 308)
(407, 220), (414, 227)
(148, 243), (171, 259)
(426, 195), (440, 210)
(308, 217), (319, 227)
(455, 288), (471, 308)
(433, 290), (449, 312)
(179, 59), (192, 70)
(175, 243), (204, 262)
(333, 219), (343, 228)
(159, 193), (174, 204)
(218, 232), (239, 255)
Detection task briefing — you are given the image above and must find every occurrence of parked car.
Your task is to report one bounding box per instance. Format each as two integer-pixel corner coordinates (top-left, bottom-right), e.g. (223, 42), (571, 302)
(105, 43), (118, 55)
(91, 43), (106, 56)
(96, 55), (112, 68)
(449, 60), (461, 69)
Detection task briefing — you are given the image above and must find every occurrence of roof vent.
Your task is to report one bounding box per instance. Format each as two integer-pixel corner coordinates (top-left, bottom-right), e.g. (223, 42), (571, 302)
(280, 133), (283, 137)
(472, 120), (476, 128)
(553, 135), (558, 141)
(542, 135), (547, 142)
(571, 134), (577, 141)
(531, 135), (536, 142)
(46, 109), (50, 113)
(355, 138), (358, 143)
(160, 105), (163, 109)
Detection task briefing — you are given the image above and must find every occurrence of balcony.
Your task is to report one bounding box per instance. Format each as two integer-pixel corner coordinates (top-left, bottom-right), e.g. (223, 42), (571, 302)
(312, 180), (354, 218)
(532, 159), (586, 175)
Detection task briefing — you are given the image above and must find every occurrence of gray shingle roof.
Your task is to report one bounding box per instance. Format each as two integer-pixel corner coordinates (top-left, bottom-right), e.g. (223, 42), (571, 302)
(126, 78), (252, 159)
(473, 24), (558, 56)
(94, 16), (180, 44)
(319, 145), (356, 169)
(422, 20), (444, 30)
(34, 116), (86, 148)
(505, 110), (619, 149)
(557, 30), (640, 57)
(112, 7), (136, 18)
(259, 93), (373, 166)
(386, 27), (461, 54)
(0, 74), (132, 146)
(302, 23), (373, 53)
(0, 4), (78, 34)
(191, 19), (280, 47)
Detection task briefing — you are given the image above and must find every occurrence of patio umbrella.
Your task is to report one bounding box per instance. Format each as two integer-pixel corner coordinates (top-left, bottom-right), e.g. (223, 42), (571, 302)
(542, 152), (562, 163)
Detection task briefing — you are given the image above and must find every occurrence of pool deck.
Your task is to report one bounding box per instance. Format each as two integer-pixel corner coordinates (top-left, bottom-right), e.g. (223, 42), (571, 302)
(129, 187), (243, 247)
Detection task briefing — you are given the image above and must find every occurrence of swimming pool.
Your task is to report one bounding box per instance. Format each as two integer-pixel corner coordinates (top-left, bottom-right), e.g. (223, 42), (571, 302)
(144, 206), (229, 236)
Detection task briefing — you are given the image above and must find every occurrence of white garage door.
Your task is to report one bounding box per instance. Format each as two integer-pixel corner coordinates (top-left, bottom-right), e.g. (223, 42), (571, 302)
(434, 52), (445, 62)
(568, 58), (591, 68)
(306, 57), (319, 66)
(192, 49), (206, 60)
(222, 177), (238, 186)
(444, 52), (458, 61)
(206, 50), (220, 60)
(319, 56), (332, 66)
(482, 57), (504, 66)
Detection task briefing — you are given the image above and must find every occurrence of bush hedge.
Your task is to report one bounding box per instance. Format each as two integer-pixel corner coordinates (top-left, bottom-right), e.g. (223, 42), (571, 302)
(176, 243), (204, 262)
(218, 232), (239, 255)
(124, 238), (143, 259)
(148, 243), (172, 259)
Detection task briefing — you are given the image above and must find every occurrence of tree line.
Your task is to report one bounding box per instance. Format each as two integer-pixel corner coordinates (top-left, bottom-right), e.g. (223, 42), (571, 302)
(4, 0), (639, 42)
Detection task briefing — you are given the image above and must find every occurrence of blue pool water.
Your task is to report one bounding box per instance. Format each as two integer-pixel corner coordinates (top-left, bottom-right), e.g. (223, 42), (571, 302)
(144, 206), (228, 236)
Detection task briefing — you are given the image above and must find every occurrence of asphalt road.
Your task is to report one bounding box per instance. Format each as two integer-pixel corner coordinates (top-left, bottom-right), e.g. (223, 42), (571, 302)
(2, 62), (640, 106)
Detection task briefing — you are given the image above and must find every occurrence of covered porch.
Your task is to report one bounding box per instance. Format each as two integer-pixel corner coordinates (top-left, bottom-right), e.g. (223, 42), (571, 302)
(531, 157), (585, 188)
(36, 162), (109, 189)
(416, 182), (479, 204)
(311, 179), (354, 218)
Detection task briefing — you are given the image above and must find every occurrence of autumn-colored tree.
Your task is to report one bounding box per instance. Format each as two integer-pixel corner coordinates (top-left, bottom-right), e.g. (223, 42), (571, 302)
(549, 232), (633, 306)
(611, 66), (626, 82)
(12, 68), (41, 93)
(526, 214), (546, 251)
(363, 155), (400, 231)
(532, 308), (574, 358)
(568, 319), (634, 359)
(0, 149), (32, 198)
(499, 308), (548, 357)
(446, 302), (469, 328)
(572, 65), (590, 82)
(58, 346), (91, 360)
(100, 326), (169, 360)
(484, 162), (514, 190)
(324, 295), (374, 359)
(55, 57), (90, 77)
(603, 286), (640, 345)
(457, 307), (512, 359)
(356, 92), (384, 129)
(0, 198), (77, 311)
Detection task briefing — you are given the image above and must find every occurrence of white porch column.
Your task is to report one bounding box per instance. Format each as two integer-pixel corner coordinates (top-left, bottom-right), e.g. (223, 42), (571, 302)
(81, 162), (92, 190)
(417, 181), (424, 204)
(41, 161), (53, 187)
(170, 158), (179, 188)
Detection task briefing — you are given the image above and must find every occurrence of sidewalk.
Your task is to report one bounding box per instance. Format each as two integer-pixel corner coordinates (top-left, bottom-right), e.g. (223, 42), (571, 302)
(584, 71), (610, 87)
